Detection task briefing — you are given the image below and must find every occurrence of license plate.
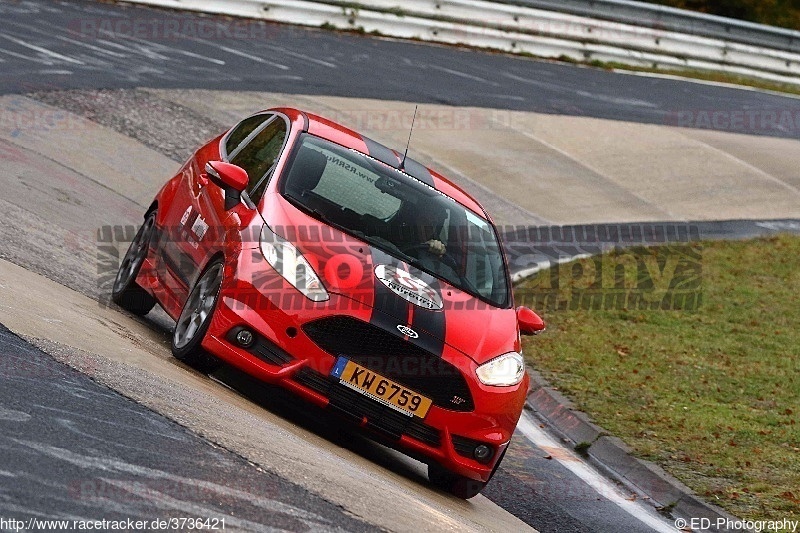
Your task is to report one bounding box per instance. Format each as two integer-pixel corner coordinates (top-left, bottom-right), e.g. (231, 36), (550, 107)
(331, 358), (433, 418)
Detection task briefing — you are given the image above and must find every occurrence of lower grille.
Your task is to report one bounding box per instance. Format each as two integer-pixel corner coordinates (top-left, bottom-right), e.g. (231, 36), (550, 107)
(294, 367), (441, 447)
(302, 316), (474, 412)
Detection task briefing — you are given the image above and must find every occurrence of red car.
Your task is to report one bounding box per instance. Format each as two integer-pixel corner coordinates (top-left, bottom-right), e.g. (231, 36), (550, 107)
(112, 108), (545, 498)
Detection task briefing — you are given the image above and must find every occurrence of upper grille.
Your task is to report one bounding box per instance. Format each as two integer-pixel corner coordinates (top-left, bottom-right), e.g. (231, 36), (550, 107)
(302, 316), (474, 411)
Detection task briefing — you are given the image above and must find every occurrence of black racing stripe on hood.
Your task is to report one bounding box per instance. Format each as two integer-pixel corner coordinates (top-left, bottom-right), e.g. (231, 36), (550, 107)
(369, 248), (447, 358)
(369, 247), (410, 325)
(409, 275), (446, 357)
(362, 135), (400, 169)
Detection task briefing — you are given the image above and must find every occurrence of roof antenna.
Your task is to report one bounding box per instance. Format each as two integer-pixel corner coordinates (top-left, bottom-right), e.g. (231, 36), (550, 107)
(400, 105), (418, 170)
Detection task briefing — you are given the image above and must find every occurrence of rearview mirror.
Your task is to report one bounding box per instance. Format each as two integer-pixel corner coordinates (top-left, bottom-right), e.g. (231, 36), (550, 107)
(205, 161), (248, 210)
(517, 306), (545, 336)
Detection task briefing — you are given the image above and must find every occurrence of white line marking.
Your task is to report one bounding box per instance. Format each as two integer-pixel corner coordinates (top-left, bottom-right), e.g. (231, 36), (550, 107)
(502, 71), (570, 91)
(54, 35), (127, 58)
(511, 254), (593, 283)
(485, 94), (525, 102)
(38, 69), (73, 75)
(260, 44), (336, 68)
(575, 90), (658, 109)
(216, 44), (290, 70)
(95, 39), (135, 53)
(517, 413), (676, 533)
(614, 68), (800, 102)
(96, 31), (171, 61)
(0, 33), (84, 65)
(430, 64), (499, 85)
(173, 48), (226, 65)
(0, 46), (52, 64)
(5, 19), (128, 59)
(122, 36), (226, 66)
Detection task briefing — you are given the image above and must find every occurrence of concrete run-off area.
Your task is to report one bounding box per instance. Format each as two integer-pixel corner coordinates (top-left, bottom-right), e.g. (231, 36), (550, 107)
(94, 89), (800, 226)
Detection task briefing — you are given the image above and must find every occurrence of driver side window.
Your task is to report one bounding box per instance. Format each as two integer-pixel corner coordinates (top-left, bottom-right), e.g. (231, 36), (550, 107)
(224, 113), (272, 159)
(229, 116), (288, 204)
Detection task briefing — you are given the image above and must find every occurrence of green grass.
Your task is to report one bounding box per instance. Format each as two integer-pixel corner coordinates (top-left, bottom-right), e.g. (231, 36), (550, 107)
(638, 0), (800, 32)
(517, 235), (800, 523)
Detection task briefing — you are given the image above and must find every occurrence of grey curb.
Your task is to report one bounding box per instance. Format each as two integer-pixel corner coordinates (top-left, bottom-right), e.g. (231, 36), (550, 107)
(523, 366), (748, 533)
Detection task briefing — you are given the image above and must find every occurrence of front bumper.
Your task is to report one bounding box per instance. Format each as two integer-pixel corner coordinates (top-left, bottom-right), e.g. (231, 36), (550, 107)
(201, 252), (528, 482)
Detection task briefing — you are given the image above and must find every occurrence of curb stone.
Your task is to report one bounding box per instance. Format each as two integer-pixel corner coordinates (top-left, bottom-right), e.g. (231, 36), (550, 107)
(524, 366), (748, 533)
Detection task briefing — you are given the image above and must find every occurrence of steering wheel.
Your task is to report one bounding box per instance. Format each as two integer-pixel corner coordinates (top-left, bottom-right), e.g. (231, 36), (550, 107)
(399, 243), (485, 297)
(400, 242), (460, 272)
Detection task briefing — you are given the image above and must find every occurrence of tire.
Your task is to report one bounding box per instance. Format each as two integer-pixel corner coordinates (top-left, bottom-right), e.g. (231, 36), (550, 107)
(112, 211), (158, 316)
(427, 463), (488, 499)
(171, 259), (224, 374)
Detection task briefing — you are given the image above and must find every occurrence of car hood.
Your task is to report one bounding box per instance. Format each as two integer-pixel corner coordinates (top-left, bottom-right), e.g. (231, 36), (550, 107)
(264, 198), (519, 365)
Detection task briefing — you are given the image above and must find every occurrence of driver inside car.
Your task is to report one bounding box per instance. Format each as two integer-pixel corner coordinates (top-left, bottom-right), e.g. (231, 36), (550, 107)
(410, 197), (451, 272)
(418, 209), (446, 257)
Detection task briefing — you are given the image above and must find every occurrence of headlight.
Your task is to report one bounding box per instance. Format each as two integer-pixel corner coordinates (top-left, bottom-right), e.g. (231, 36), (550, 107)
(260, 225), (329, 302)
(476, 352), (525, 387)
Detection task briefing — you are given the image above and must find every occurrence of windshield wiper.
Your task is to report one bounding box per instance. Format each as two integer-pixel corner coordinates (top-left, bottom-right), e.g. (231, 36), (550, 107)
(285, 194), (401, 256)
(284, 193), (325, 219)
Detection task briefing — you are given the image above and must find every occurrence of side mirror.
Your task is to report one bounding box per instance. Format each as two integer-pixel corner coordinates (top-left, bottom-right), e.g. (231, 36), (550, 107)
(517, 306), (546, 336)
(205, 161), (248, 210)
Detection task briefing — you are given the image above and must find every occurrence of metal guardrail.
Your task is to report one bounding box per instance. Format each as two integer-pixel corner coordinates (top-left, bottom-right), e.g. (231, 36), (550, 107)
(122, 0), (800, 85)
(498, 0), (800, 54)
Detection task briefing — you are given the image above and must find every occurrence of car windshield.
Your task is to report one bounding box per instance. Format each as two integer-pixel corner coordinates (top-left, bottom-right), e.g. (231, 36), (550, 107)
(280, 134), (510, 308)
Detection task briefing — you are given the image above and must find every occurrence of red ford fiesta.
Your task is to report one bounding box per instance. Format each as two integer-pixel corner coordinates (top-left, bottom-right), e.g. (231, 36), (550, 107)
(112, 108), (545, 498)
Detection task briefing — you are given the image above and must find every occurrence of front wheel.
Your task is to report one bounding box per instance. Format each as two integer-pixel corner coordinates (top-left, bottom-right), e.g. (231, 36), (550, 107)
(171, 259), (224, 374)
(112, 211), (157, 315)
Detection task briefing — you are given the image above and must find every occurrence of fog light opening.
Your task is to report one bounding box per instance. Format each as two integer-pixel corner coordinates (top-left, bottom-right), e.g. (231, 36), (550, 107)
(474, 444), (492, 461)
(235, 329), (254, 348)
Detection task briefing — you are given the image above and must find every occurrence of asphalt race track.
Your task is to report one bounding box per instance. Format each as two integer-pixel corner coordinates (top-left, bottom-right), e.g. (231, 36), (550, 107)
(0, 324), (375, 532)
(0, 0), (799, 140)
(1, 1), (800, 532)
(0, 90), (676, 532)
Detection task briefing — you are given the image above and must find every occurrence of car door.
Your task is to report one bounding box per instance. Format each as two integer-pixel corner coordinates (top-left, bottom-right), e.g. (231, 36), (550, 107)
(187, 113), (290, 290)
(160, 113), (282, 305)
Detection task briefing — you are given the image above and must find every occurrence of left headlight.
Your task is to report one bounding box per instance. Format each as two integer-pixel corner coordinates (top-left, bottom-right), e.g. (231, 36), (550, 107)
(476, 352), (525, 387)
(260, 225), (329, 302)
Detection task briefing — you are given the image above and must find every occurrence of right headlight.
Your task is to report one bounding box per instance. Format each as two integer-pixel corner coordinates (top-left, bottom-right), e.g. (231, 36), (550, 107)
(259, 225), (329, 302)
(476, 352), (525, 387)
